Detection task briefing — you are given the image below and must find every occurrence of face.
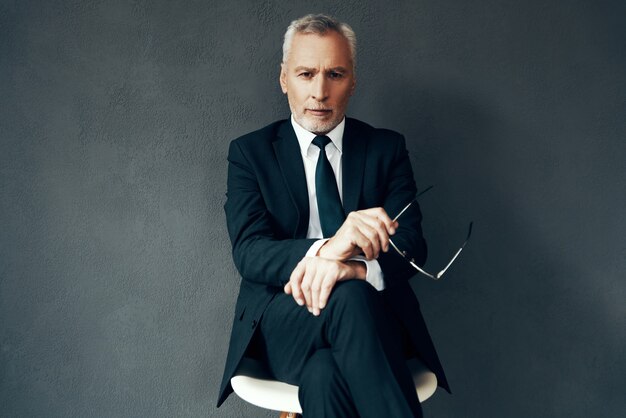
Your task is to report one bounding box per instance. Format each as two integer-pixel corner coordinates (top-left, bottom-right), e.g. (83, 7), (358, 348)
(280, 30), (356, 135)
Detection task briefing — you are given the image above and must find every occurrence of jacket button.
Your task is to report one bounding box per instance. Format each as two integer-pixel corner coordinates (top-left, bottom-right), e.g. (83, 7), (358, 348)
(251, 319), (257, 329)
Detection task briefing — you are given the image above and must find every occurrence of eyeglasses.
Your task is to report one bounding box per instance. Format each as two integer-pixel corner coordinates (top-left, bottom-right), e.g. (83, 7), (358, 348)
(389, 187), (473, 280)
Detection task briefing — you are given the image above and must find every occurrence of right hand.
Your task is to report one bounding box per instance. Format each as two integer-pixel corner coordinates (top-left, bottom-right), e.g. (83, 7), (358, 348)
(284, 257), (360, 316)
(318, 207), (398, 261)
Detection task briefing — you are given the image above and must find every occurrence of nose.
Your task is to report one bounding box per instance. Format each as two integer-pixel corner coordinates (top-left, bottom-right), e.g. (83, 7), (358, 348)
(311, 74), (328, 101)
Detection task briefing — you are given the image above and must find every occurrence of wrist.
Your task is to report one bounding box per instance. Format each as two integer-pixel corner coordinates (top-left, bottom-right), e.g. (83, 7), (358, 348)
(344, 260), (367, 280)
(317, 240), (339, 260)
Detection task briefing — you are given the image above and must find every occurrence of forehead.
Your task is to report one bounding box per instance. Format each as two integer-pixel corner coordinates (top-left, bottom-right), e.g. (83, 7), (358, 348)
(286, 31), (353, 69)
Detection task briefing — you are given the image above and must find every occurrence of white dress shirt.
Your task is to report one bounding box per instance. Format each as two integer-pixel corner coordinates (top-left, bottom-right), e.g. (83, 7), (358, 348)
(291, 116), (385, 291)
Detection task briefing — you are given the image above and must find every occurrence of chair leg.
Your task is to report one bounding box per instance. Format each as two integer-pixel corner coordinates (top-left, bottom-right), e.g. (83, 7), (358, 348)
(279, 412), (300, 418)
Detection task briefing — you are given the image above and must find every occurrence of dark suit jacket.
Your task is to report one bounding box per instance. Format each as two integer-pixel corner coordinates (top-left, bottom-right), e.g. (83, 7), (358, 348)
(217, 118), (450, 407)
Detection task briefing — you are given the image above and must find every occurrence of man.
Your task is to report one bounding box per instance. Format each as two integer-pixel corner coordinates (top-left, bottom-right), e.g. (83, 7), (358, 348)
(217, 14), (449, 417)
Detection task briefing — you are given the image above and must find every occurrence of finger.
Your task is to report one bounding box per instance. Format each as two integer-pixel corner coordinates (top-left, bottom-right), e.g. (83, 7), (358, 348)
(318, 278), (334, 311)
(358, 214), (390, 253)
(364, 207), (396, 235)
(289, 262), (306, 306)
(344, 214), (376, 258)
(301, 263), (316, 309)
(354, 224), (381, 259)
(284, 282), (292, 294)
(311, 273), (321, 316)
(291, 281), (304, 306)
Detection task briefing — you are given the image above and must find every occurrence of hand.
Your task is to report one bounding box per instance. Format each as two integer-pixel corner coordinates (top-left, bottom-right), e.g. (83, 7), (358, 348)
(318, 207), (398, 261)
(284, 257), (364, 316)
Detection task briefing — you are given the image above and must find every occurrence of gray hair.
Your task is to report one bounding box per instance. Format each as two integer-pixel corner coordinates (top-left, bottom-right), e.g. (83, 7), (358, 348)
(282, 14), (357, 68)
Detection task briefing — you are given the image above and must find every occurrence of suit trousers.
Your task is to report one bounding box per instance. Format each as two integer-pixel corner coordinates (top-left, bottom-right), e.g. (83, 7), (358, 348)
(252, 279), (423, 418)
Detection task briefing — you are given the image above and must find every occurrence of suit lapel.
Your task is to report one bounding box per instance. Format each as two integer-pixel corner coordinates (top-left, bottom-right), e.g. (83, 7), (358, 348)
(342, 118), (367, 214)
(273, 121), (310, 238)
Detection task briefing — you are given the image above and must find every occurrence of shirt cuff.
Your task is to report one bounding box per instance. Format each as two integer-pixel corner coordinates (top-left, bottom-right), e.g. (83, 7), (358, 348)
(349, 256), (386, 291)
(306, 239), (330, 258)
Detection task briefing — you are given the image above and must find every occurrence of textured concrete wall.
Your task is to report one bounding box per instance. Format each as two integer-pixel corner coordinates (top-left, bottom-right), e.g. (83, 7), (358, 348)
(1, 1), (625, 417)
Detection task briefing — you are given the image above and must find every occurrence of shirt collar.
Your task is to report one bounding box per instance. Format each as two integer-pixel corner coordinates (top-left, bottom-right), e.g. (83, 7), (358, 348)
(290, 115), (345, 158)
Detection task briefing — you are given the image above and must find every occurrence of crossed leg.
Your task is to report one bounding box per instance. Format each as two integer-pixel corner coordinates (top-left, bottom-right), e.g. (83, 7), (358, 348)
(255, 279), (423, 418)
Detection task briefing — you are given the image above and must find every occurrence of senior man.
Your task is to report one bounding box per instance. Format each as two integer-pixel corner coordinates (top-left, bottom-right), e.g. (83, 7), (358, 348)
(217, 14), (449, 417)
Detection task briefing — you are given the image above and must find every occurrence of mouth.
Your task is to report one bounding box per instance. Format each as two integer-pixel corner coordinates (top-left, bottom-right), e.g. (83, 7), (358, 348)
(306, 108), (332, 117)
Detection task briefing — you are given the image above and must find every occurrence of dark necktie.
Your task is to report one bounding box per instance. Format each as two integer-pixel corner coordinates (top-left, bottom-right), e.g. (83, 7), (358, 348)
(312, 135), (345, 237)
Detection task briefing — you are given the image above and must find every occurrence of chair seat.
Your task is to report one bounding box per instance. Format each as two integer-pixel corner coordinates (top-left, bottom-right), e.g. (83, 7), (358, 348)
(231, 357), (438, 414)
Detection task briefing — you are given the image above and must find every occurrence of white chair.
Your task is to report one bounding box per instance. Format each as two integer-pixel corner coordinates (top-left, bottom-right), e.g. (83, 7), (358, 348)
(231, 356), (437, 417)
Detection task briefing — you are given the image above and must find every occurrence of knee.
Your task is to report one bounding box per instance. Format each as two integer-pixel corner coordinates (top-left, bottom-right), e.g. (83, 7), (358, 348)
(326, 279), (380, 316)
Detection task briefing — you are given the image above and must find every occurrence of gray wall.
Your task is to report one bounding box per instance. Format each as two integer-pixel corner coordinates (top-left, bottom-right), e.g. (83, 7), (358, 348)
(1, 0), (625, 417)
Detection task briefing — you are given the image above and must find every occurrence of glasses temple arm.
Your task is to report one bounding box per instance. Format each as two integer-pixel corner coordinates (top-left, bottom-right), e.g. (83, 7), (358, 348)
(435, 222), (473, 279)
(416, 185), (433, 198)
(389, 238), (437, 280)
(392, 186), (434, 223)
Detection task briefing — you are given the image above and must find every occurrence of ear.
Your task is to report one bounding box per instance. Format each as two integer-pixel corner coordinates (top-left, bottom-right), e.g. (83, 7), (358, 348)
(279, 64), (288, 94)
(349, 76), (356, 96)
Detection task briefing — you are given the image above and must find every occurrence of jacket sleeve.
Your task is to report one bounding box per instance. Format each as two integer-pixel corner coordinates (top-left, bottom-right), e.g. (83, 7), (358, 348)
(224, 139), (317, 288)
(376, 134), (428, 287)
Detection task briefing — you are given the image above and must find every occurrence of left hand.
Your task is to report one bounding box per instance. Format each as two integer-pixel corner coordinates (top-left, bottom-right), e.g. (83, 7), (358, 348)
(317, 207), (398, 261)
(284, 257), (362, 316)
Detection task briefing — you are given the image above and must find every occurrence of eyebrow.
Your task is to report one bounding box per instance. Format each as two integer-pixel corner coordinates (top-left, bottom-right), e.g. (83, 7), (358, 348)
(293, 66), (349, 74)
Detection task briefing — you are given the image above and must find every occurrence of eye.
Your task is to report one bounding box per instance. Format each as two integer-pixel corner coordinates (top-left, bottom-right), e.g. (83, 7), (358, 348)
(298, 72), (312, 79)
(329, 72), (344, 79)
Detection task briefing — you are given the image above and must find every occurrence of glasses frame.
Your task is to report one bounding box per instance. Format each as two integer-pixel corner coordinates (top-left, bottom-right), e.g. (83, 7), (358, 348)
(388, 187), (473, 280)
